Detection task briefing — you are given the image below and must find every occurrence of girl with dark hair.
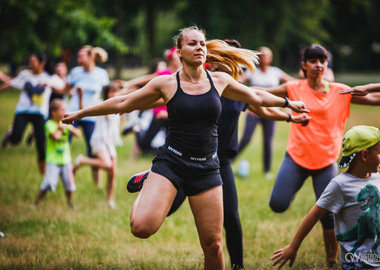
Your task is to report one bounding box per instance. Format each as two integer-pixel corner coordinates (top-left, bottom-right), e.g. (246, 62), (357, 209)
(63, 26), (308, 269)
(266, 44), (380, 266)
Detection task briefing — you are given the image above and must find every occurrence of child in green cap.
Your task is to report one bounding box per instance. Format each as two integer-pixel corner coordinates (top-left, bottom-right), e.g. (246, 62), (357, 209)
(271, 125), (380, 269)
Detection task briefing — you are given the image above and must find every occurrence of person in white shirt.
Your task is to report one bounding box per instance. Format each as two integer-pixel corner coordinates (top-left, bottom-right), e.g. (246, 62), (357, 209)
(73, 83), (122, 209)
(237, 46), (295, 179)
(0, 52), (63, 175)
(65, 45), (110, 188)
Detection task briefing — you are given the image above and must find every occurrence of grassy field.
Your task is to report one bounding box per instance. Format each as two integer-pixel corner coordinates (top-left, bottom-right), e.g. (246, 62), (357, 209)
(1, 73), (380, 270)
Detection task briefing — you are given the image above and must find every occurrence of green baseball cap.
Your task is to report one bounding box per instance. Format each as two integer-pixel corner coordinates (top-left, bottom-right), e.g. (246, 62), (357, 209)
(338, 125), (380, 168)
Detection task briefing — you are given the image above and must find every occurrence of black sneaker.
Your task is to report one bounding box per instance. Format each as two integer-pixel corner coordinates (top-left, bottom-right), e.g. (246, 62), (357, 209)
(127, 170), (150, 193)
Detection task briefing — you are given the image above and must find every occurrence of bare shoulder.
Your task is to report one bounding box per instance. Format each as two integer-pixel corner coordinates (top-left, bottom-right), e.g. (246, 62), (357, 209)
(208, 71), (233, 91)
(150, 73), (177, 87)
(209, 71), (231, 81)
(147, 73), (178, 102)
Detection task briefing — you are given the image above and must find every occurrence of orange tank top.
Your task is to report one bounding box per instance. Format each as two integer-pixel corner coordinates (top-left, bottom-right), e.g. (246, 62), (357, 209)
(286, 80), (352, 169)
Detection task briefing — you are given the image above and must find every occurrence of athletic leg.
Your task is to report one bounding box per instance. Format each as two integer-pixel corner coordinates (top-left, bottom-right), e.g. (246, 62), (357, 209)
(220, 162), (243, 268)
(269, 152), (309, 213)
(189, 186), (225, 270)
(130, 171), (177, 238)
(75, 147), (113, 170)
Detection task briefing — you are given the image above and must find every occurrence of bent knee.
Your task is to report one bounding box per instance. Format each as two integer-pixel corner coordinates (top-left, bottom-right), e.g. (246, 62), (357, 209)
(130, 219), (157, 239)
(269, 200), (289, 213)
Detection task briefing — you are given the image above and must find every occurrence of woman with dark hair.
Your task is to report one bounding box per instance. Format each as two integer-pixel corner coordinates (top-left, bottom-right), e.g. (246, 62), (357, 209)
(0, 52), (63, 175)
(63, 26), (308, 269)
(266, 44), (380, 266)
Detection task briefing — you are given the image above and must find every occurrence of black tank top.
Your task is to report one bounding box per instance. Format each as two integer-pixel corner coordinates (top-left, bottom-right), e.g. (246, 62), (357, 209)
(165, 70), (222, 157)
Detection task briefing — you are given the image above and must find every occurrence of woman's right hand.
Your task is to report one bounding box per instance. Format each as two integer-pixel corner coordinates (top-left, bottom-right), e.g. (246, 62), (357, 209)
(62, 111), (82, 124)
(288, 101), (309, 113)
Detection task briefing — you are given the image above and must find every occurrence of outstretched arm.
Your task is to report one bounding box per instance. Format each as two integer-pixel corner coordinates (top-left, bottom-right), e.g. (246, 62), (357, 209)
(350, 92), (380, 105)
(62, 77), (164, 124)
(341, 83), (380, 96)
(222, 75), (308, 113)
(0, 71), (12, 83)
(0, 81), (12, 93)
(271, 205), (327, 269)
(248, 105), (310, 126)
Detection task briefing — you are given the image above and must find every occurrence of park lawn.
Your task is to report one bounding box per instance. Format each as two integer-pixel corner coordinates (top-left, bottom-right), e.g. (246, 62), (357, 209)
(1, 72), (380, 269)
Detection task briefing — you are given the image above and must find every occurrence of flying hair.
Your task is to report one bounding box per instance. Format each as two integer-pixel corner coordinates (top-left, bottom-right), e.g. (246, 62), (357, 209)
(175, 26), (259, 80)
(206, 39), (259, 80)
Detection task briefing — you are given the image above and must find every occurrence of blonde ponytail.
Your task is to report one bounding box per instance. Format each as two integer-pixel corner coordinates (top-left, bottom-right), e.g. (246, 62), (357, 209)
(92, 47), (108, 63)
(81, 45), (108, 63)
(206, 39), (259, 80)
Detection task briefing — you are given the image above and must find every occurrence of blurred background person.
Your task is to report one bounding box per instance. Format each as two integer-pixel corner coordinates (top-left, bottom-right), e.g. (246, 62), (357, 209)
(0, 52), (63, 175)
(65, 45), (109, 188)
(73, 83), (122, 209)
(236, 46), (296, 179)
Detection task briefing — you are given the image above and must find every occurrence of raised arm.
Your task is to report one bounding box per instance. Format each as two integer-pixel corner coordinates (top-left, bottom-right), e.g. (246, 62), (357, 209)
(62, 76), (165, 124)
(271, 205), (327, 269)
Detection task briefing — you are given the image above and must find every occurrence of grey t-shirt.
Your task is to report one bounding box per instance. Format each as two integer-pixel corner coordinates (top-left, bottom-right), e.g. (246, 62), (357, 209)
(317, 172), (380, 267)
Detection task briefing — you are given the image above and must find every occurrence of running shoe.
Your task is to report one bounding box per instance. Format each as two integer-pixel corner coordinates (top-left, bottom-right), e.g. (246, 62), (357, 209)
(126, 169), (150, 193)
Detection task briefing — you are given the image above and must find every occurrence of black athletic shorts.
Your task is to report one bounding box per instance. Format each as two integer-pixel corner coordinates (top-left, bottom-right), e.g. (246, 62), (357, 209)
(151, 145), (223, 196)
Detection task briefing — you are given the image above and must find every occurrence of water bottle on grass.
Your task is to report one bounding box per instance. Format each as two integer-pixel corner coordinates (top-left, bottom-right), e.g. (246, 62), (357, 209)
(237, 159), (250, 178)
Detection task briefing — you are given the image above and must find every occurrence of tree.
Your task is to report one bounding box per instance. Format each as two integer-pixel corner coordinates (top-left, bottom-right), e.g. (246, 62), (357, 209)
(0, 0), (127, 65)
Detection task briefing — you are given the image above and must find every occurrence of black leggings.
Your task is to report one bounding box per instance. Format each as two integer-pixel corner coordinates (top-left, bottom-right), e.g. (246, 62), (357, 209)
(8, 113), (46, 161)
(167, 161), (243, 267)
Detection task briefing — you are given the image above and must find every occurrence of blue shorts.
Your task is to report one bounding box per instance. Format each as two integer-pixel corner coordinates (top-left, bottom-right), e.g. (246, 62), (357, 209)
(151, 145), (222, 196)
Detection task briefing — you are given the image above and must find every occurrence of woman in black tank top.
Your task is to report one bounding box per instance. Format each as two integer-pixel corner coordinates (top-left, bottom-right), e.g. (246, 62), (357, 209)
(63, 26), (308, 270)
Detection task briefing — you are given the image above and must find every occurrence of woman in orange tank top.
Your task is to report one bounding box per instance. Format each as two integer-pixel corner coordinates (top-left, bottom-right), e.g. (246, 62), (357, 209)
(265, 44), (380, 267)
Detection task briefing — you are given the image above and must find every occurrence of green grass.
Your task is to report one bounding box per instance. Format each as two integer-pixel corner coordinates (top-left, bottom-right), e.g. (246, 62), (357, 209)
(1, 73), (380, 269)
